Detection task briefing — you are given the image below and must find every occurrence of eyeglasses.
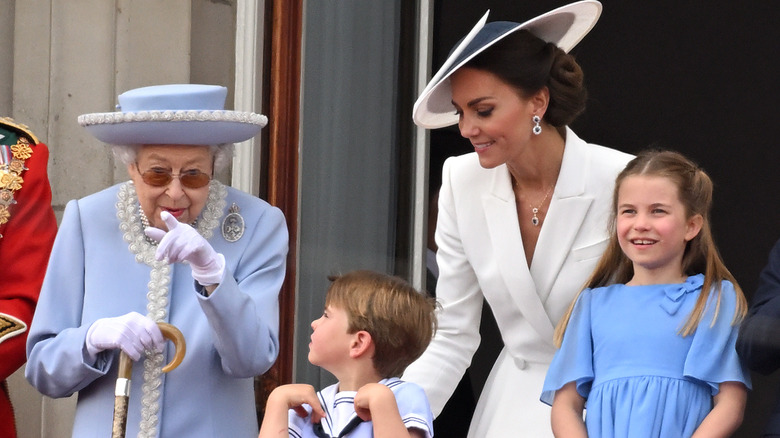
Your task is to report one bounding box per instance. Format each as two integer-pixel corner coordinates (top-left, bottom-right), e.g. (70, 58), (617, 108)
(136, 164), (212, 189)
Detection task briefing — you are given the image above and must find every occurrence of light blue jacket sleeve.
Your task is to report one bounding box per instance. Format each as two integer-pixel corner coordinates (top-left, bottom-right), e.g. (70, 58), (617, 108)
(196, 198), (288, 377)
(25, 198), (109, 397)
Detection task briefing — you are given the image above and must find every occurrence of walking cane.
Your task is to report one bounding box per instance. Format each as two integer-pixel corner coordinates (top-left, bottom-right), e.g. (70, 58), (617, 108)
(111, 322), (186, 438)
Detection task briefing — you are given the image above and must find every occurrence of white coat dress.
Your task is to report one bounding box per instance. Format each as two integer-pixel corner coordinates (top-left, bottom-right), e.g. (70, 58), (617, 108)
(402, 128), (632, 437)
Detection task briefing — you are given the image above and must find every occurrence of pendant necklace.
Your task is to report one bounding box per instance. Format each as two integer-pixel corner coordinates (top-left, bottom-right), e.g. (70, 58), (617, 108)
(529, 185), (553, 227)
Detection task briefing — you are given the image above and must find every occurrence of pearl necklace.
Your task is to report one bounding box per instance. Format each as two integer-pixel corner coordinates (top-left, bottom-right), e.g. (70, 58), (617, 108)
(115, 180), (226, 438)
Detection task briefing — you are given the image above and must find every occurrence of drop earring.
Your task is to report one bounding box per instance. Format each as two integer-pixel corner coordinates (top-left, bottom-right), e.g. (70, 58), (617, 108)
(532, 115), (542, 135)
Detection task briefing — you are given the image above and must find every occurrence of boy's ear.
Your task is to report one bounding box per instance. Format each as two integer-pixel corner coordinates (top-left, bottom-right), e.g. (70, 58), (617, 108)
(349, 331), (374, 359)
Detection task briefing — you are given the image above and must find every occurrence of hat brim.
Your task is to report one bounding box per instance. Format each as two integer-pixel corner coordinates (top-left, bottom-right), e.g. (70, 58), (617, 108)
(78, 110), (267, 145)
(413, 0), (602, 129)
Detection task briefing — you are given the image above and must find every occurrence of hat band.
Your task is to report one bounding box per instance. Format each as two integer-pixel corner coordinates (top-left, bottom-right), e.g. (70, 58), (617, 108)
(78, 110), (267, 127)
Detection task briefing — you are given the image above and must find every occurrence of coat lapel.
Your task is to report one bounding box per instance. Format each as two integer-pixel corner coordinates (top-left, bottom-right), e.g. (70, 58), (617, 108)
(482, 128), (597, 345)
(482, 167), (556, 344)
(532, 130), (593, 302)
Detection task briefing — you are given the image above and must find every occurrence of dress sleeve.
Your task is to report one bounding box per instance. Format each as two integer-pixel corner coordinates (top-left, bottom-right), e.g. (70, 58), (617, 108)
(540, 289), (594, 405)
(394, 381), (435, 438)
(684, 280), (751, 395)
(197, 203), (289, 378)
(25, 199), (109, 398)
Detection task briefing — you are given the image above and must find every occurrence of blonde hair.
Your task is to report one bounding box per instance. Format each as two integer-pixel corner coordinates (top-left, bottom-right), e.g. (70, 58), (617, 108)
(554, 150), (747, 347)
(326, 270), (438, 377)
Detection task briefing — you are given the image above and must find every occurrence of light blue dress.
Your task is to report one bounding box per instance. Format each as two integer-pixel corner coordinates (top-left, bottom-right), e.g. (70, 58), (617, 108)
(541, 274), (750, 437)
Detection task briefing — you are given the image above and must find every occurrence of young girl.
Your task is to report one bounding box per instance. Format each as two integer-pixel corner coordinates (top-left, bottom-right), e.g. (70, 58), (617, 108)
(540, 150), (750, 437)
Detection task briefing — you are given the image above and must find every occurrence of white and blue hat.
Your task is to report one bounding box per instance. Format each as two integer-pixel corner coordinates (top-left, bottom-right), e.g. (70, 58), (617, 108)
(78, 84), (268, 145)
(413, 0), (602, 129)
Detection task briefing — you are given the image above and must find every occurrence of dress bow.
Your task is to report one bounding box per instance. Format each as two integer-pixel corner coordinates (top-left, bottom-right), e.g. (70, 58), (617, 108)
(659, 274), (704, 315)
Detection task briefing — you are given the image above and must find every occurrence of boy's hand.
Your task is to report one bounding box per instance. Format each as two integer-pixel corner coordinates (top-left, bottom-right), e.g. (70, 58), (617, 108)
(269, 384), (325, 423)
(260, 384), (326, 438)
(353, 383), (397, 422)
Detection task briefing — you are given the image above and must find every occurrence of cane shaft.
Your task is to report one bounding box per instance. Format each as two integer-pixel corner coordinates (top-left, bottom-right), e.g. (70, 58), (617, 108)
(110, 322), (185, 438)
(112, 395), (129, 438)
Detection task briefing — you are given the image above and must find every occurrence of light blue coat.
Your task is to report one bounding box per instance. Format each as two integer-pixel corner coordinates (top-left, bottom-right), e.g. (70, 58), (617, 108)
(26, 183), (288, 437)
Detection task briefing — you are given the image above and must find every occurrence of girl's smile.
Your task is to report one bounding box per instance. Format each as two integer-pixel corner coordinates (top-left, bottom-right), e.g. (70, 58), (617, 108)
(616, 175), (702, 285)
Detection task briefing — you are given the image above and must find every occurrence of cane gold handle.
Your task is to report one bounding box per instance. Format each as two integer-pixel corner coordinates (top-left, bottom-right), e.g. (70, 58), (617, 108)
(112, 323), (186, 438)
(157, 322), (186, 373)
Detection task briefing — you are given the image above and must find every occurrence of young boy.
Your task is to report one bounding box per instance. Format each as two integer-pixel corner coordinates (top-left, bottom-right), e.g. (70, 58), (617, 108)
(259, 270), (438, 438)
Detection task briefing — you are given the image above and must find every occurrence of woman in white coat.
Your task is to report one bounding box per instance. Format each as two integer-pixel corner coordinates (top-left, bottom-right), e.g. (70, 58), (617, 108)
(402, 2), (633, 436)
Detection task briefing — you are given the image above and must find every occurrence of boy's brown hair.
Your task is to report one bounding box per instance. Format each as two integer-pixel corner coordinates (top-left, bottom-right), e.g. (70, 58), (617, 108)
(326, 270), (437, 378)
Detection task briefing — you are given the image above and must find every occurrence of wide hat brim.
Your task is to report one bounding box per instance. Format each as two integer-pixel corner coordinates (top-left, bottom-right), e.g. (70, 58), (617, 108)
(78, 110), (267, 145)
(413, 0), (602, 129)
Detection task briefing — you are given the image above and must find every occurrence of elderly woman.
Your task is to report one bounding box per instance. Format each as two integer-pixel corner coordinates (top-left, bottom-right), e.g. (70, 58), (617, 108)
(25, 84), (288, 438)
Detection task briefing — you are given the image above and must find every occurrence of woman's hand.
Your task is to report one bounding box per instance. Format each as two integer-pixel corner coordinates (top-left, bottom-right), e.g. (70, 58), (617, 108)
(145, 211), (225, 286)
(85, 311), (165, 361)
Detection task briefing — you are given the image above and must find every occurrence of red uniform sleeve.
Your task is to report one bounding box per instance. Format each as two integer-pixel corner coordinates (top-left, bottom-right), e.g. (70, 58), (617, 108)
(0, 142), (57, 381)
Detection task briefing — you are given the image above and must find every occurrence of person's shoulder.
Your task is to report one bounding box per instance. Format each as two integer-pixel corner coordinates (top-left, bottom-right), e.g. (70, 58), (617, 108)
(566, 128), (634, 168)
(384, 377), (427, 398)
(225, 185), (278, 211)
(70, 183), (124, 213)
(767, 238), (780, 265)
(81, 183), (123, 202)
(584, 142), (634, 166)
(0, 116), (40, 145)
(699, 276), (742, 321)
(443, 152), (497, 184)
(716, 278), (739, 300)
(443, 151), (478, 170)
(1, 117), (48, 170)
(224, 185), (286, 225)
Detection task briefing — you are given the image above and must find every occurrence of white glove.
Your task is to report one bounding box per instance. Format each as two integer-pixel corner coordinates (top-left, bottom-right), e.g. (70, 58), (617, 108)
(144, 211), (225, 286)
(85, 312), (165, 361)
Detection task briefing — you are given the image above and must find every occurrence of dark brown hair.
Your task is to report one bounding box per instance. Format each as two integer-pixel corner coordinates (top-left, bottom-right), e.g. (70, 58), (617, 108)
(466, 29), (587, 127)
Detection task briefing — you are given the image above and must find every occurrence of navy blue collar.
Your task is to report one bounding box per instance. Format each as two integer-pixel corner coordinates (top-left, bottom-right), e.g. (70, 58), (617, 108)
(313, 416), (364, 438)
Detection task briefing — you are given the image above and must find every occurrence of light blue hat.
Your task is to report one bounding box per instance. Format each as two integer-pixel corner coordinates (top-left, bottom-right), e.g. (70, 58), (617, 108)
(78, 84), (268, 145)
(413, 0), (602, 129)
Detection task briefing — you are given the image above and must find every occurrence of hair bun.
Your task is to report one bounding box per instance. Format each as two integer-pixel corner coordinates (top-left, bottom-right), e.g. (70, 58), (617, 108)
(546, 49), (587, 126)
